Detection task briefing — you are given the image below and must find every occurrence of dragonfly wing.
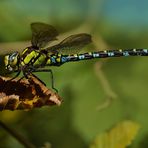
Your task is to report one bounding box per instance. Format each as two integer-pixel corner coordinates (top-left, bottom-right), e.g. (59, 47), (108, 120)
(47, 33), (92, 54)
(31, 22), (59, 48)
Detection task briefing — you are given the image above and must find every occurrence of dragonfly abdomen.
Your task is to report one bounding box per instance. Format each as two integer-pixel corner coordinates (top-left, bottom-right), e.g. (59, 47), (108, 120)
(52, 49), (148, 65)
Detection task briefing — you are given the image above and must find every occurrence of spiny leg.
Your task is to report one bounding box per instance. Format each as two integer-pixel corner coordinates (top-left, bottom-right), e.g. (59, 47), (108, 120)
(17, 74), (26, 82)
(16, 56), (40, 82)
(32, 69), (58, 93)
(16, 70), (45, 86)
(30, 73), (47, 86)
(8, 70), (21, 81)
(4, 70), (21, 89)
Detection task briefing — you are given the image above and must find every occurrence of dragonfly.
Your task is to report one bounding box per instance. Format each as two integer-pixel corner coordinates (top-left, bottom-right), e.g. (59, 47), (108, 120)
(4, 22), (148, 92)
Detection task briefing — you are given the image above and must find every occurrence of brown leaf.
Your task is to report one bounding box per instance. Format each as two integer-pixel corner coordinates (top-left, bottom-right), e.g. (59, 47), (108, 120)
(0, 76), (62, 111)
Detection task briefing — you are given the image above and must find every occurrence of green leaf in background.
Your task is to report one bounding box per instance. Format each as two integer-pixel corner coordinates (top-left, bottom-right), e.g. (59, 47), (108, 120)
(90, 120), (140, 148)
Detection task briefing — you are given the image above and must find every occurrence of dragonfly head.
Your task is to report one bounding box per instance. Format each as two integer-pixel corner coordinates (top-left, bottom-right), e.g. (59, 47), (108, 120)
(4, 52), (20, 72)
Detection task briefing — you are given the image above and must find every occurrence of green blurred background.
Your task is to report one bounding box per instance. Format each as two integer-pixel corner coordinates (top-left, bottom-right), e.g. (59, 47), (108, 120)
(0, 0), (148, 147)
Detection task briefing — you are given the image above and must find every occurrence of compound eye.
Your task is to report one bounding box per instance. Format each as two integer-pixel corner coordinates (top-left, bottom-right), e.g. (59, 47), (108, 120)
(10, 55), (15, 62)
(4, 55), (14, 71)
(9, 52), (18, 66)
(4, 55), (9, 67)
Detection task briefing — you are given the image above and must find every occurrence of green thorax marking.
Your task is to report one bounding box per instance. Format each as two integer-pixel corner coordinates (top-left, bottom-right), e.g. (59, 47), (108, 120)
(21, 47), (47, 67)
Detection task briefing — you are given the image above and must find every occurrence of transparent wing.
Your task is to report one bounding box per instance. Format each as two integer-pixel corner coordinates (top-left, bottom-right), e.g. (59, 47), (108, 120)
(31, 22), (59, 48)
(46, 33), (92, 54)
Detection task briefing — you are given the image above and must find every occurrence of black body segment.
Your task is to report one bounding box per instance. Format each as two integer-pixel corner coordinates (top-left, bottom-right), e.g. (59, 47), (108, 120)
(45, 48), (148, 66)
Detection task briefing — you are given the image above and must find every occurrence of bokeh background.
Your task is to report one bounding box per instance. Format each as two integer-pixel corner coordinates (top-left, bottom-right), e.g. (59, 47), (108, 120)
(0, 0), (148, 147)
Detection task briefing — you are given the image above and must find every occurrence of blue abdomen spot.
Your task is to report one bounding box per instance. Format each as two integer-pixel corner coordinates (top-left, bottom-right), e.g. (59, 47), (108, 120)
(78, 55), (85, 60)
(107, 52), (114, 57)
(93, 53), (99, 57)
(123, 51), (129, 56)
(51, 57), (56, 63)
(143, 49), (148, 53)
(61, 57), (67, 63)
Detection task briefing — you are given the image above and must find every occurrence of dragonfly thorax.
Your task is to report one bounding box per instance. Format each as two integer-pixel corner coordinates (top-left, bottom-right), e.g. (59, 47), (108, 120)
(20, 47), (47, 68)
(4, 51), (20, 72)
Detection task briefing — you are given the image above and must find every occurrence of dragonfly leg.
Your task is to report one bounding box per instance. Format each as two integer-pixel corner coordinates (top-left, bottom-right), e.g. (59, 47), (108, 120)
(32, 69), (58, 93)
(17, 75), (25, 82)
(30, 73), (47, 86)
(8, 70), (21, 81)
